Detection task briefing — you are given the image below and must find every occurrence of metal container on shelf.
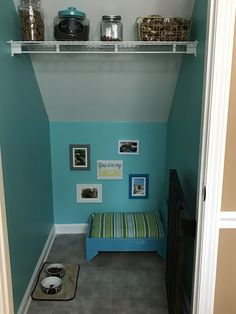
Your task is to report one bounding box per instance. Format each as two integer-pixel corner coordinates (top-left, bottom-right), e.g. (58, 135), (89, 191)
(54, 7), (89, 41)
(18, 0), (45, 41)
(100, 15), (123, 41)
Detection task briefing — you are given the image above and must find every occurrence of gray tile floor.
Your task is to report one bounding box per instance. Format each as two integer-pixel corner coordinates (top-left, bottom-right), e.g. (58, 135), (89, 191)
(27, 234), (168, 314)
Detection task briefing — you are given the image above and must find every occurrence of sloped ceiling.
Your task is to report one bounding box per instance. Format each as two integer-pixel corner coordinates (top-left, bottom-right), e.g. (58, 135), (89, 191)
(14, 0), (195, 122)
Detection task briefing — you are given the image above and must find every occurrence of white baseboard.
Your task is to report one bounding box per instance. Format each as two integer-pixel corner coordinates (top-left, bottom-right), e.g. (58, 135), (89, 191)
(55, 223), (88, 234)
(17, 225), (56, 314)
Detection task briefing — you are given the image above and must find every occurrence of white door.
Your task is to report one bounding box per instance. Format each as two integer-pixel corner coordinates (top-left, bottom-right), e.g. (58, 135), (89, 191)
(192, 0), (236, 313)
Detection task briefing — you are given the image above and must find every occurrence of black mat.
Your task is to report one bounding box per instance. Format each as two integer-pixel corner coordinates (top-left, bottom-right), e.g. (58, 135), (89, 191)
(31, 262), (80, 301)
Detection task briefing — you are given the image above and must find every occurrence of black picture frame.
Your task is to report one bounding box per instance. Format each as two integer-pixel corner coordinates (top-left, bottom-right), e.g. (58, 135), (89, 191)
(69, 144), (90, 170)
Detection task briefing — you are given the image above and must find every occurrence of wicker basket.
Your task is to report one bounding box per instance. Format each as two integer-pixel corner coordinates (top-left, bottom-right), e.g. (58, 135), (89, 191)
(136, 15), (191, 41)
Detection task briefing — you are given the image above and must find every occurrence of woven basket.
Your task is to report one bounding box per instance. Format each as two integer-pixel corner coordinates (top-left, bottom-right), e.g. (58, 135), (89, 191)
(136, 15), (191, 41)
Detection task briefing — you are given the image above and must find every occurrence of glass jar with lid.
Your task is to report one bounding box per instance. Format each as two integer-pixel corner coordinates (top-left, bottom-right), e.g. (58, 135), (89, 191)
(54, 7), (90, 41)
(100, 15), (123, 41)
(18, 0), (44, 41)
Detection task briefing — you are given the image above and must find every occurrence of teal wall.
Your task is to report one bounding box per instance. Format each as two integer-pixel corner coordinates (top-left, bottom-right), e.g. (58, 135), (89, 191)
(166, 0), (208, 304)
(0, 0), (54, 312)
(50, 122), (167, 223)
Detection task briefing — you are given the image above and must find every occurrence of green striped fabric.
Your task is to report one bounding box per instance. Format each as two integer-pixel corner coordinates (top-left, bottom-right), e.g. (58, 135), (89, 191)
(90, 212), (165, 238)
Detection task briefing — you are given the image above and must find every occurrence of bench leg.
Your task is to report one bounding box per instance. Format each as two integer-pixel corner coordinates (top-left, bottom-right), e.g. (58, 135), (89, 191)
(86, 249), (98, 261)
(86, 239), (98, 261)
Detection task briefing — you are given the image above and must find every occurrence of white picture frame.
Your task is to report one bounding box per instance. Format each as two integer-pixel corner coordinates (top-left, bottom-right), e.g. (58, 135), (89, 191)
(76, 184), (102, 203)
(118, 140), (139, 155)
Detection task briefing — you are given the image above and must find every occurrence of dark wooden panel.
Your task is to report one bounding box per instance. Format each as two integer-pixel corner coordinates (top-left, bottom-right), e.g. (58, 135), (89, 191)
(166, 169), (196, 314)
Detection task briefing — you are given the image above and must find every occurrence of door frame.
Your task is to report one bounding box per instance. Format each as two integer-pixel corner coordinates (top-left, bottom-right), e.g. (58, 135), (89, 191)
(0, 148), (14, 314)
(192, 0), (235, 313)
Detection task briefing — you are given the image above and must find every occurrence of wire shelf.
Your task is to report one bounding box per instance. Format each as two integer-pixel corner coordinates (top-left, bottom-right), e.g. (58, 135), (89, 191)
(8, 40), (198, 56)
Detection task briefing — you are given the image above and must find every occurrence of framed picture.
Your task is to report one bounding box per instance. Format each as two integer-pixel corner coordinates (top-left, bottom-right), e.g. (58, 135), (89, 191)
(118, 140), (139, 155)
(69, 144), (90, 170)
(97, 160), (123, 179)
(76, 184), (102, 203)
(129, 174), (149, 199)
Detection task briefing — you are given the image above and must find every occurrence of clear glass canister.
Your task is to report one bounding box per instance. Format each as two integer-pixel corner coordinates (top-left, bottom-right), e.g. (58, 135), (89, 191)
(18, 0), (44, 41)
(100, 15), (123, 41)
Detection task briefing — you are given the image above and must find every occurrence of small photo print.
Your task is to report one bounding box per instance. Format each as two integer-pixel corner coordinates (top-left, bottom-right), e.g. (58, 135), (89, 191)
(129, 174), (149, 199)
(76, 184), (102, 203)
(118, 140), (139, 155)
(69, 144), (90, 170)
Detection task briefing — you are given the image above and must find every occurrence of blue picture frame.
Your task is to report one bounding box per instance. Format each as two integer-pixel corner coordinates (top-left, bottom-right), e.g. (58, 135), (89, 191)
(129, 174), (149, 199)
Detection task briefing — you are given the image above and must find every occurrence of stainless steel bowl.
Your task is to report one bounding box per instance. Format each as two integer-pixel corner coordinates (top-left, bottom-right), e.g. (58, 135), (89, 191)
(41, 276), (62, 294)
(46, 263), (65, 278)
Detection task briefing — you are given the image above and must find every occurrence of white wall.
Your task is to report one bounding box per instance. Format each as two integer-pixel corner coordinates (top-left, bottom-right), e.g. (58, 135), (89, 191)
(13, 0), (195, 122)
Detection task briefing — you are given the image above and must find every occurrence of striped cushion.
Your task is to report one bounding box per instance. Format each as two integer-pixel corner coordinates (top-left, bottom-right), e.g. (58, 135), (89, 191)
(90, 212), (165, 238)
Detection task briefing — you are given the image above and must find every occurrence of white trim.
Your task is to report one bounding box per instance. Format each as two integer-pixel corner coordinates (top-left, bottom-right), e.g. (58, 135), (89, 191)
(0, 149), (14, 314)
(192, 1), (235, 314)
(55, 224), (88, 234)
(219, 212), (236, 229)
(17, 226), (56, 314)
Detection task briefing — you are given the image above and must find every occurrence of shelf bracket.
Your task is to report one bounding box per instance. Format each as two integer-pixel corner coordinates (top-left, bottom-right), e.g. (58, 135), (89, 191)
(187, 43), (198, 57)
(9, 40), (22, 56)
(173, 43), (177, 53)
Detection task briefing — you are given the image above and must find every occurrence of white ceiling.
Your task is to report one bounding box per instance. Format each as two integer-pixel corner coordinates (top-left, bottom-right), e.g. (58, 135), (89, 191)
(14, 0), (195, 122)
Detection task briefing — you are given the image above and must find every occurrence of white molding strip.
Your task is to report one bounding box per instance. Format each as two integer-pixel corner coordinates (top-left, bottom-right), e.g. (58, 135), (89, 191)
(17, 226), (56, 314)
(0, 149), (14, 314)
(55, 224), (88, 234)
(219, 211), (236, 229)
